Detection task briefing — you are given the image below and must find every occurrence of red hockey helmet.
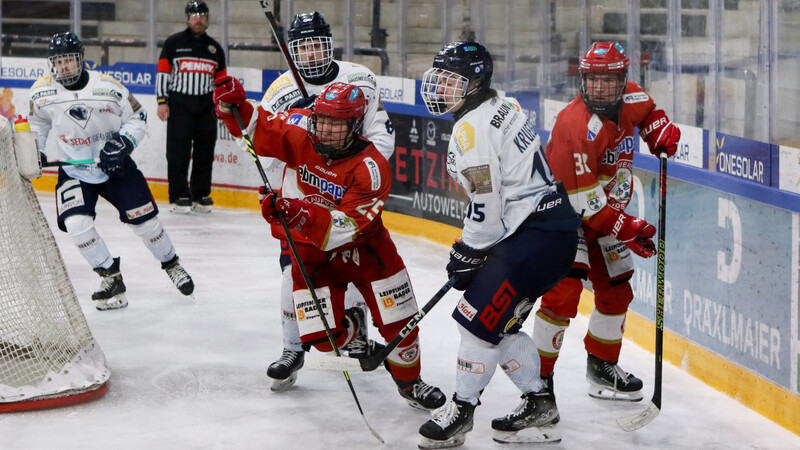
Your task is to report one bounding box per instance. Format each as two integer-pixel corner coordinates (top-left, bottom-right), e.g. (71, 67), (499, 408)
(308, 82), (367, 159)
(579, 41), (629, 115)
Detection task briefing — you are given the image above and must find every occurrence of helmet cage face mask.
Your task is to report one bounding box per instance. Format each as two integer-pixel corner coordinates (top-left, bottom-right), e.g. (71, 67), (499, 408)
(307, 82), (366, 159)
(289, 36), (334, 78)
(308, 115), (363, 159)
(48, 53), (84, 85)
(420, 68), (469, 116)
(48, 33), (84, 86)
(578, 41), (629, 115)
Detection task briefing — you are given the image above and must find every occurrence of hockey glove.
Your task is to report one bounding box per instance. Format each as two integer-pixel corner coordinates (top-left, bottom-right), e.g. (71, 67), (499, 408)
(213, 75), (253, 127)
(639, 108), (681, 158)
(288, 94), (318, 111)
(446, 240), (489, 291)
(611, 213), (657, 258)
(99, 133), (134, 176)
(275, 198), (316, 233)
(259, 186), (281, 225)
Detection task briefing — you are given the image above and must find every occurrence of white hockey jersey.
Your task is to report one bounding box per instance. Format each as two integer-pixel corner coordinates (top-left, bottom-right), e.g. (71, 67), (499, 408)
(260, 61), (395, 161)
(447, 96), (556, 250)
(28, 71), (147, 184)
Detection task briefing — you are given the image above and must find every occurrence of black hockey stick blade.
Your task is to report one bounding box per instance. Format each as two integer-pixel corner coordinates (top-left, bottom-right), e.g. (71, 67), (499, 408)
(359, 276), (457, 372)
(618, 151), (668, 432)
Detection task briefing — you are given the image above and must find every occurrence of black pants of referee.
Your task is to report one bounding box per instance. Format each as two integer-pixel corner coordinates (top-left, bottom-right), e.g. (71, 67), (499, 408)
(166, 92), (217, 203)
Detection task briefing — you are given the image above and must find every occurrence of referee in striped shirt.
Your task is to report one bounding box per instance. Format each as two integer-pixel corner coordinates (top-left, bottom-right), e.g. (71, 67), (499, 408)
(156, 0), (226, 213)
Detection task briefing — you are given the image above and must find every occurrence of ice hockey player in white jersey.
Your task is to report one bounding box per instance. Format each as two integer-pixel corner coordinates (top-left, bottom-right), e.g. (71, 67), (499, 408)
(416, 41), (581, 448)
(260, 11), (396, 392)
(28, 32), (195, 310)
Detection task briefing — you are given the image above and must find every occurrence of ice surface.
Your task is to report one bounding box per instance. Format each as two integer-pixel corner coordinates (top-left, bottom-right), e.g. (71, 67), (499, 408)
(2, 195), (797, 450)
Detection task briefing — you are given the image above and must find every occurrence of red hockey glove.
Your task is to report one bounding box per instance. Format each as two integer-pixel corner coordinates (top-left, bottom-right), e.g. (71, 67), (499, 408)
(639, 108), (681, 158)
(259, 186), (280, 225)
(611, 213), (657, 258)
(213, 75), (253, 135)
(275, 198), (316, 233)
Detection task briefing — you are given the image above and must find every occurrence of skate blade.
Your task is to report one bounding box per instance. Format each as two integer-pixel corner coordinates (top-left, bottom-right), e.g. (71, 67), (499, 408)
(304, 352), (363, 372)
(418, 433), (466, 449)
(493, 425), (562, 444)
(587, 382), (644, 402)
(269, 372), (298, 392)
(191, 204), (212, 214)
(94, 293), (128, 311)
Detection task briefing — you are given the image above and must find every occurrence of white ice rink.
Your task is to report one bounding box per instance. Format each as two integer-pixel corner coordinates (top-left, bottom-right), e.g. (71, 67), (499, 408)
(3, 194), (799, 449)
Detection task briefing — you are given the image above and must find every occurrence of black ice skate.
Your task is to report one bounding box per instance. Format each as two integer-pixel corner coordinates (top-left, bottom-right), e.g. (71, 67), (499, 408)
(161, 255), (194, 296)
(586, 353), (644, 401)
(418, 395), (476, 449)
(342, 306), (369, 358)
(491, 386), (562, 444)
(170, 198), (191, 214)
(92, 257), (128, 311)
(395, 376), (447, 410)
(191, 196), (213, 214)
(267, 349), (304, 392)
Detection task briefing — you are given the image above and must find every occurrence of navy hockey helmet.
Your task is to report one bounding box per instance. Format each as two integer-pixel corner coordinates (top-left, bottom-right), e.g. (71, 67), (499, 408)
(420, 41), (494, 115)
(288, 12), (334, 79)
(47, 32), (84, 86)
(185, 0), (209, 17)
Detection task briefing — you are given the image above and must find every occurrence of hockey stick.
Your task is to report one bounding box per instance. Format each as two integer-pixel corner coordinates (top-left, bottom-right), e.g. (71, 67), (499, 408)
(230, 105), (383, 444)
(42, 158), (100, 167)
(256, 0), (309, 99)
(359, 276), (458, 372)
(617, 151), (668, 432)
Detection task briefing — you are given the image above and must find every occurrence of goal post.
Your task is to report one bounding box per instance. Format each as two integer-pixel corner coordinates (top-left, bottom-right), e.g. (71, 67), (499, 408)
(0, 118), (110, 412)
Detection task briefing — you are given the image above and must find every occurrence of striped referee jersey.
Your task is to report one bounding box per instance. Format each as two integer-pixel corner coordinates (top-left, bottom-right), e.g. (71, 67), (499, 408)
(156, 28), (226, 103)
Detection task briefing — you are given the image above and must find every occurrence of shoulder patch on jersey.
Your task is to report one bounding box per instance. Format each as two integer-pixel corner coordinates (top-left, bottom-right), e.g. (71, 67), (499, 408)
(363, 157), (382, 191)
(263, 75), (293, 100)
(461, 165), (492, 194)
(127, 94), (142, 112)
(587, 114), (603, 141)
(622, 92), (650, 104)
(286, 113), (307, 127)
(454, 121), (475, 153)
(32, 76), (54, 88)
(99, 73), (126, 89)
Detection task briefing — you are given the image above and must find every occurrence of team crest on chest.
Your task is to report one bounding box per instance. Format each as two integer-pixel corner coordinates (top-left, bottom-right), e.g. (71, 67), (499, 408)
(585, 191), (602, 211)
(66, 104), (93, 129)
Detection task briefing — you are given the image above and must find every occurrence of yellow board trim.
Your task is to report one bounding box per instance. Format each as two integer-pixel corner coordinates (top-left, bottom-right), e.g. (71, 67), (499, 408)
(577, 290), (800, 437)
(30, 179), (799, 437)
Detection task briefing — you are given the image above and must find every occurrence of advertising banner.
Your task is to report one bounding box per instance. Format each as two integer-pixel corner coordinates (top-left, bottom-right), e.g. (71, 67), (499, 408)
(385, 113), (469, 228)
(627, 170), (795, 389)
(714, 132), (772, 186)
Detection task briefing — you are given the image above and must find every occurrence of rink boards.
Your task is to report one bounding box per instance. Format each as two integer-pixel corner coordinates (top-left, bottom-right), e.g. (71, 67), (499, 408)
(1, 58), (798, 437)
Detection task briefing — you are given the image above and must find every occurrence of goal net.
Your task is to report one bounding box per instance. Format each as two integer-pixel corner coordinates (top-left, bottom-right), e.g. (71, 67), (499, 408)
(0, 118), (109, 412)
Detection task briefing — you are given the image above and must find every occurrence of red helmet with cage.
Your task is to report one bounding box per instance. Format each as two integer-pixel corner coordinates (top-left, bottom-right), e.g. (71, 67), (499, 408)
(579, 41), (629, 115)
(308, 82), (367, 159)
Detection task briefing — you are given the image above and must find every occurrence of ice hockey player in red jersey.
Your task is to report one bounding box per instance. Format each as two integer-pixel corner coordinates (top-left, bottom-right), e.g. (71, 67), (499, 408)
(533, 42), (680, 403)
(213, 76), (445, 411)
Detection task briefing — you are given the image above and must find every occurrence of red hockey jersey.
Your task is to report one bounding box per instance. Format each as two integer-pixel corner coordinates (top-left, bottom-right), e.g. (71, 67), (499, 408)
(247, 107), (391, 251)
(545, 82), (655, 235)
